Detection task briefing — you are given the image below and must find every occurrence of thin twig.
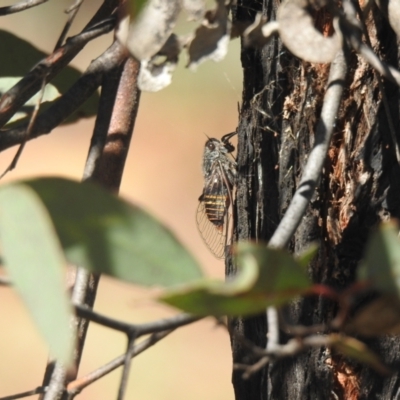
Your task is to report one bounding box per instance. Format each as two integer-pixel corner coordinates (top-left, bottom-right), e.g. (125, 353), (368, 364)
(118, 333), (137, 400)
(54, 0), (85, 50)
(266, 307), (279, 352)
(261, 51), (347, 359)
(87, 56), (141, 190)
(0, 0), (47, 15)
(0, 4), (117, 129)
(0, 76), (47, 178)
(41, 41), (142, 400)
(38, 33), (123, 400)
(75, 304), (201, 335)
(0, 39), (126, 152)
(81, 57), (127, 180)
(137, 314), (201, 335)
(0, 387), (46, 400)
(39, 46), (126, 400)
(268, 50), (347, 249)
(71, 269), (100, 369)
(234, 334), (330, 379)
(42, 365), (66, 400)
(66, 330), (173, 395)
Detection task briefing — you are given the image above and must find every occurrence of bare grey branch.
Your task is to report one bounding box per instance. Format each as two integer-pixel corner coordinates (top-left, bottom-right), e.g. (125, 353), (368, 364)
(269, 50), (347, 248)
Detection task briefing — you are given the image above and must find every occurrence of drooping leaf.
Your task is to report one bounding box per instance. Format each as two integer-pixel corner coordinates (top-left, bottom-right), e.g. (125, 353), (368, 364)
(357, 221), (400, 296)
(161, 242), (311, 316)
(237, 243), (311, 295)
(160, 251), (259, 315)
(19, 177), (203, 287)
(0, 184), (73, 365)
(328, 334), (390, 375)
(0, 29), (99, 124)
(345, 295), (400, 336)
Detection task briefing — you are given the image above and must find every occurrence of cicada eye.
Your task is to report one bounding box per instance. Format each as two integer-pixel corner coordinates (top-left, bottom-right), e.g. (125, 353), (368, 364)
(207, 141), (216, 151)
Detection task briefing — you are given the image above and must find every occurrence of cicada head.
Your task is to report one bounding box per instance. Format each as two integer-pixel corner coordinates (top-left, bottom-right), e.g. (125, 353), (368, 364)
(202, 138), (230, 177)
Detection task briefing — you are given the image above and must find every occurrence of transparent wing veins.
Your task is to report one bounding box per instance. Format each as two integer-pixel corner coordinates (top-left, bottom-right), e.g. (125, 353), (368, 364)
(196, 162), (233, 259)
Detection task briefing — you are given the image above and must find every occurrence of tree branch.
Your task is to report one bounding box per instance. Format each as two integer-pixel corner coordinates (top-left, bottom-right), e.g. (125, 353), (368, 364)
(0, 3), (117, 128)
(0, 387), (46, 400)
(66, 330), (173, 395)
(40, 43), (142, 400)
(234, 334), (332, 379)
(86, 56), (141, 190)
(75, 304), (201, 335)
(0, 0), (48, 16)
(0, 39), (126, 152)
(268, 50), (347, 249)
(54, 0), (85, 50)
(118, 333), (137, 400)
(0, 75), (47, 177)
(266, 307), (279, 352)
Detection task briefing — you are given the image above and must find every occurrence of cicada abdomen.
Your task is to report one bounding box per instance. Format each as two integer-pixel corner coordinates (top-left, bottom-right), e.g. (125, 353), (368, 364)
(201, 192), (230, 230)
(196, 132), (237, 258)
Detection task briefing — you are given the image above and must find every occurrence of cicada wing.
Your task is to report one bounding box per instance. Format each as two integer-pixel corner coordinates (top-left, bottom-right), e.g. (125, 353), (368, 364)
(196, 199), (232, 259)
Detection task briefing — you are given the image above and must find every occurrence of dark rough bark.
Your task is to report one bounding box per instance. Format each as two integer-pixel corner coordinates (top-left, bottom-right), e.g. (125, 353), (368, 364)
(229, 1), (400, 399)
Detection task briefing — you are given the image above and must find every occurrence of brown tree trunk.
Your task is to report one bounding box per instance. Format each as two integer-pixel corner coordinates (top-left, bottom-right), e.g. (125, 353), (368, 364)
(229, 1), (400, 399)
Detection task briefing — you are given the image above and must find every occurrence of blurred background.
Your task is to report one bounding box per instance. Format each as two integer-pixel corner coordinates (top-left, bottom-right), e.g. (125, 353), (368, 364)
(0, 1), (242, 399)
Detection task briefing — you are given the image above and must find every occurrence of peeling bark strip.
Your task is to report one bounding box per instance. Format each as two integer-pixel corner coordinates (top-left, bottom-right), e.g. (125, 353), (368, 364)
(231, 0), (400, 399)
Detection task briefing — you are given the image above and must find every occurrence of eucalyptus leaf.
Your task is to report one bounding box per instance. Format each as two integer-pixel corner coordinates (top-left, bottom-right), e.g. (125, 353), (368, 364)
(345, 295), (400, 336)
(21, 177), (203, 287)
(161, 242), (310, 316)
(357, 221), (400, 296)
(0, 184), (73, 365)
(328, 334), (390, 375)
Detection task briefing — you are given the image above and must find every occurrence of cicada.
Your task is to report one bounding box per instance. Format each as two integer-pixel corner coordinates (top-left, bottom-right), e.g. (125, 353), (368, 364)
(196, 132), (237, 258)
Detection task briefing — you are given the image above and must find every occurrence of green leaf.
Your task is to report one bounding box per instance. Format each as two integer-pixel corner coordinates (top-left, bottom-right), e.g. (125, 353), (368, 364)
(0, 29), (99, 124)
(357, 221), (400, 296)
(328, 334), (390, 375)
(160, 243), (311, 316)
(345, 295), (400, 336)
(0, 185), (73, 365)
(0, 77), (61, 125)
(237, 243), (311, 295)
(19, 177), (203, 287)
